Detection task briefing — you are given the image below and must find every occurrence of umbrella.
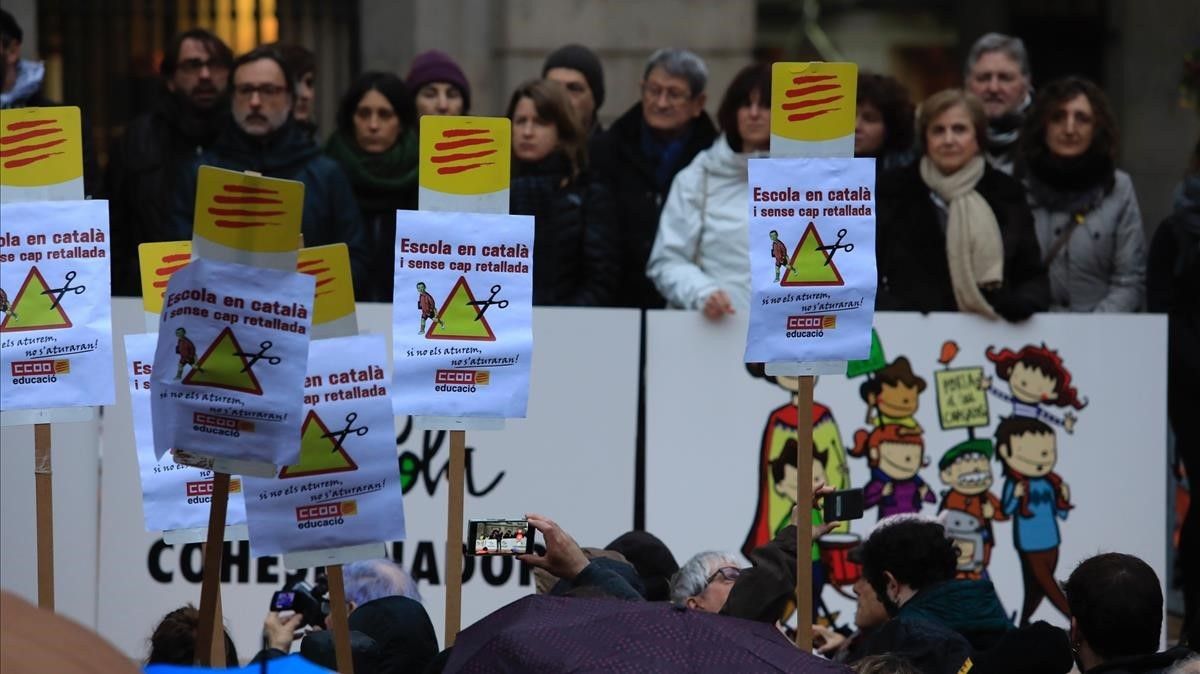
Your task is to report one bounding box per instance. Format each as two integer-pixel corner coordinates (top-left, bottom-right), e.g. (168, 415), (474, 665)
(445, 596), (851, 673)
(1, 590), (138, 674)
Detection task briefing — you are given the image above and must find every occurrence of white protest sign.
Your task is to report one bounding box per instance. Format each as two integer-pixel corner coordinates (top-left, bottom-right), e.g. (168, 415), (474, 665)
(745, 158), (876, 365)
(0, 200), (114, 410)
(242, 335), (404, 558)
(125, 332), (248, 536)
(150, 257), (314, 470)
(391, 211), (534, 418)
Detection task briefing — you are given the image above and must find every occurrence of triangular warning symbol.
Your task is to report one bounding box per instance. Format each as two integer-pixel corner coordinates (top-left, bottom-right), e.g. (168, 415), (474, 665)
(781, 222), (845, 286)
(279, 410), (359, 478)
(0, 266), (73, 332)
(182, 326), (265, 394)
(426, 276), (497, 341)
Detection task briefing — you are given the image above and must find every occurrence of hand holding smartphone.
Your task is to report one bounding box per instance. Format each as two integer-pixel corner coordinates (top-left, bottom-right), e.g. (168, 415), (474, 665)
(467, 518), (535, 555)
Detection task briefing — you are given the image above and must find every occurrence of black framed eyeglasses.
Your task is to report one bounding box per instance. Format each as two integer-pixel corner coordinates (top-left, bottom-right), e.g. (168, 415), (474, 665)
(706, 566), (740, 585)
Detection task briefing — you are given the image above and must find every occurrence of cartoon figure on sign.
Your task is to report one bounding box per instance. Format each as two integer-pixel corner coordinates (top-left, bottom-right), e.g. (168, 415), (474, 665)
(743, 364), (851, 555)
(416, 282), (445, 334)
(937, 438), (1007, 579)
(852, 425), (935, 520)
(996, 416), (1072, 624)
(174, 327), (202, 379)
(0, 288), (15, 321)
(769, 230), (797, 282)
(768, 437), (829, 616)
(859, 356), (925, 435)
(984, 344), (1087, 433)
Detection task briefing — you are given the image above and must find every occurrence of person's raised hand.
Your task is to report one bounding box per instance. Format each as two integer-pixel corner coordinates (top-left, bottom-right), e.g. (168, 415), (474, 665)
(263, 610), (304, 653)
(516, 513), (589, 581)
(702, 290), (735, 321)
(812, 624), (847, 655)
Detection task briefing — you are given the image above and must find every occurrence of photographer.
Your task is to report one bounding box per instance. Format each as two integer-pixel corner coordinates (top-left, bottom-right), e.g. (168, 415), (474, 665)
(518, 513), (645, 601)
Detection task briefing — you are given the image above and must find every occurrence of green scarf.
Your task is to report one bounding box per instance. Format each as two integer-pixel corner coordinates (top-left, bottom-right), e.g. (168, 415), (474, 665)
(325, 129), (419, 211)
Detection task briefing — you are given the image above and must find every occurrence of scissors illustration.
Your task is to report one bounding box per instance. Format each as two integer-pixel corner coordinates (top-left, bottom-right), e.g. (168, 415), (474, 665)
(234, 340), (282, 372)
(466, 284), (509, 321)
(815, 229), (854, 266)
(42, 270), (87, 309)
(322, 412), (369, 451)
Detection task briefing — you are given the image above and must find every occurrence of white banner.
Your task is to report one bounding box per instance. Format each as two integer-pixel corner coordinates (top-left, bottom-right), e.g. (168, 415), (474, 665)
(0, 200), (114, 409)
(745, 158), (876, 364)
(391, 211), (534, 418)
(125, 332), (248, 533)
(150, 257), (314, 467)
(243, 335), (406, 557)
(648, 310), (1167, 631)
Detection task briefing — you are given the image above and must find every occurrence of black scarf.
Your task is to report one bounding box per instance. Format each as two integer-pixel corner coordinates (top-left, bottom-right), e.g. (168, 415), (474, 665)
(511, 152), (573, 217)
(1026, 150), (1115, 214)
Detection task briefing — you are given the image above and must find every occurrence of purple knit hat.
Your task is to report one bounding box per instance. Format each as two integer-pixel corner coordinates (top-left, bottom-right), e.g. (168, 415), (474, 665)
(405, 49), (471, 113)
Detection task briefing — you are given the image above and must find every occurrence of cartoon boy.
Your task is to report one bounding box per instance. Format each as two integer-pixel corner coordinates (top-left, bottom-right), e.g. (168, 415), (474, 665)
(768, 437), (828, 616)
(853, 425), (935, 519)
(938, 438), (1007, 578)
(996, 416), (1072, 625)
(416, 282), (445, 334)
(174, 327), (201, 379)
(0, 287), (16, 321)
(860, 356), (925, 435)
(769, 230), (796, 282)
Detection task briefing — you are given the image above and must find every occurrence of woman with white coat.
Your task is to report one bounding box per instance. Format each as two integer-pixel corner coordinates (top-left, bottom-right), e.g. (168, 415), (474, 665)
(646, 63), (769, 320)
(1018, 76), (1146, 312)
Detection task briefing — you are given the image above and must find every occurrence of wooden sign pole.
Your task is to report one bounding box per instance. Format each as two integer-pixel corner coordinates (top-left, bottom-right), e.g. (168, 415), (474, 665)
(34, 423), (54, 610)
(444, 429), (467, 646)
(194, 471), (230, 666)
(326, 565), (355, 673)
(794, 376), (815, 650)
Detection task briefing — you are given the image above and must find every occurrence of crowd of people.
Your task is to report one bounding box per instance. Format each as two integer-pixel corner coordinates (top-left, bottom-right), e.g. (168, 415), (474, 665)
(4, 7), (1199, 672)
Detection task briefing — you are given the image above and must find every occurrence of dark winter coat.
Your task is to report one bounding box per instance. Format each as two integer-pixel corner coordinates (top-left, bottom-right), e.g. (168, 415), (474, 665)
(171, 119), (368, 294)
(590, 103), (717, 308)
(106, 95), (227, 295)
(898, 579), (1012, 650)
(1087, 646), (1196, 674)
(876, 162), (1050, 319)
(510, 154), (620, 306)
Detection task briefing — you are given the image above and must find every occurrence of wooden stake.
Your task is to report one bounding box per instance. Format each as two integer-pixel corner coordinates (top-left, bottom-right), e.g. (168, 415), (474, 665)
(326, 565), (355, 673)
(444, 429), (467, 646)
(34, 423), (54, 611)
(194, 472), (230, 666)
(794, 376), (815, 650)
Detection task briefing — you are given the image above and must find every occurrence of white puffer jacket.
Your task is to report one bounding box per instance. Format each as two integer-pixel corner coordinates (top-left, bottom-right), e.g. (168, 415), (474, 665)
(646, 134), (758, 310)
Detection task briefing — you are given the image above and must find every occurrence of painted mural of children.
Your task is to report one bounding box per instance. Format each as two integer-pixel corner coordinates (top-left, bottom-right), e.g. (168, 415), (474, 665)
(0, 287), (16, 321)
(851, 425), (935, 520)
(416, 282), (445, 334)
(859, 356), (925, 435)
(768, 437), (829, 617)
(996, 416), (1072, 624)
(984, 344), (1087, 433)
(938, 438), (1008, 579)
(174, 327), (201, 379)
(769, 229), (796, 282)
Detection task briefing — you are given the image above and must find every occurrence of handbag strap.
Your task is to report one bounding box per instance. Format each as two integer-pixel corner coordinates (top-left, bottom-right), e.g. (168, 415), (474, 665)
(1042, 212), (1085, 266)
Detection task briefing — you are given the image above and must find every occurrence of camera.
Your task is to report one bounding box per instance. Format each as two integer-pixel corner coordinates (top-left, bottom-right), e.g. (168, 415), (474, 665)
(468, 518), (535, 556)
(269, 571), (330, 629)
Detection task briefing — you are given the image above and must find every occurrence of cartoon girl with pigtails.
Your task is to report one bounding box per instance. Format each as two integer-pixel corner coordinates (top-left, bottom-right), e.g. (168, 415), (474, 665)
(982, 344), (1088, 433)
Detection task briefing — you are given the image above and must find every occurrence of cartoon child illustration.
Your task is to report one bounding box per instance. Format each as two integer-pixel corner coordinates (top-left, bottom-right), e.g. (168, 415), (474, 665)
(938, 438), (1008, 579)
(769, 230), (796, 282)
(174, 327), (201, 379)
(0, 287), (16, 321)
(743, 364), (851, 556)
(416, 282), (445, 334)
(860, 356), (925, 435)
(984, 344), (1087, 433)
(996, 416), (1072, 624)
(768, 437), (829, 616)
(852, 425), (935, 520)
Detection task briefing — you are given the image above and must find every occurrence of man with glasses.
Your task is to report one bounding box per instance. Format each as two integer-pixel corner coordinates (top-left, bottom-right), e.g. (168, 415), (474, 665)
(964, 33), (1033, 175)
(171, 46), (367, 295)
(107, 29), (233, 295)
(591, 48), (717, 308)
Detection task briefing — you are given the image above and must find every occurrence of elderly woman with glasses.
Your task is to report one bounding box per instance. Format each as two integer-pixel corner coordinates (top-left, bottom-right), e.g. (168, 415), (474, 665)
(670, 551), (742, 611)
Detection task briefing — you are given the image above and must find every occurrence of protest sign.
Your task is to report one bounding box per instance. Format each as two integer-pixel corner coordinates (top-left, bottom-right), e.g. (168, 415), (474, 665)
(242, 335), (405, 558)
(0, 199), (114, 410)
(125, 333), (248, 538)
(418, 116), (511, 214)
(0, 107), (85, 203)
(769, 62), (858, 158)
(390, 211), (534, 418)
(191, 166), (304, 270)
(934, 366), (990, 430)
(744, 157), (877, 365)
(149, 256), (314, 472)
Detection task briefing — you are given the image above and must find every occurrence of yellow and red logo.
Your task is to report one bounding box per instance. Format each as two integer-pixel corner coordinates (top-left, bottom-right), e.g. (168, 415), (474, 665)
(787, 315), (837, 330)
(420, 116), (510, 196)
(192, 166), (304, 253)
(296, 500), (357, 522)
(771, 62), (858, 142)
(0, 107), (83, 187)
(10, 359), (69, 377)
(435, 369), (490, 386)
(192, 412), (255, 432)
(297, 244), (354, 325)
(139, 241), (193, 314)
(185, 478), (243, 497)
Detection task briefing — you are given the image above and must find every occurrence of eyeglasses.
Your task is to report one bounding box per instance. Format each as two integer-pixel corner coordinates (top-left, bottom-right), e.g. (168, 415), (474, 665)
(706, 566), (741, 585)
(642, 83), (692, 106)
(234, 84), (288, 100)
(177, 58), (229, 75)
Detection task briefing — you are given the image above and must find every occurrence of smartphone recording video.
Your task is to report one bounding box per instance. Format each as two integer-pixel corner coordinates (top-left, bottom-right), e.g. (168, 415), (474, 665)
(823, 488), (865, 522)
(468, 518), (534, 556)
